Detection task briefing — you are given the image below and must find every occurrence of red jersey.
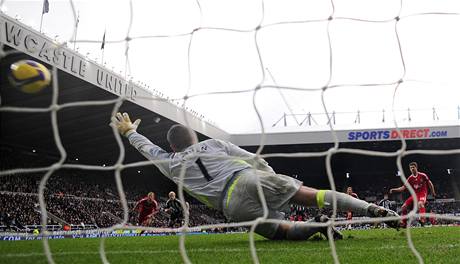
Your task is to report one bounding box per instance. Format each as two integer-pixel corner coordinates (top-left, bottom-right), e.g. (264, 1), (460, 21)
(406, 172), (430, 195)
(346, 192), (358, 220)
(136, 197), (159, 218)
(348, 192), (358, 199)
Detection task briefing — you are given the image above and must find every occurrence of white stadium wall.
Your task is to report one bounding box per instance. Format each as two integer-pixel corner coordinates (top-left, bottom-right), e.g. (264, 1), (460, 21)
(231, 124), (460, 146)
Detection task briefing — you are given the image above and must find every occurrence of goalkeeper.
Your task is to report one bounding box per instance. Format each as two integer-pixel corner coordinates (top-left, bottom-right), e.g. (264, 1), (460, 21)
(111, 112), (399, 240)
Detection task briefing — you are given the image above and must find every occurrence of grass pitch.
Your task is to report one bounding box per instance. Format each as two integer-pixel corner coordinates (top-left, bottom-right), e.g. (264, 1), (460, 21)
(1, 226), (459, 263)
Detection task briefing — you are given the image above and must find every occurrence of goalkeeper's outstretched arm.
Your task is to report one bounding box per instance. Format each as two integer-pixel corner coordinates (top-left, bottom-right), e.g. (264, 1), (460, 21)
(110, 112), (171, 176)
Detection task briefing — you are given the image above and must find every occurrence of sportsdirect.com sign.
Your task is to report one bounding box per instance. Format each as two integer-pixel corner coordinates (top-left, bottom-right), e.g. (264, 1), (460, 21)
(348, 128), (449, 141)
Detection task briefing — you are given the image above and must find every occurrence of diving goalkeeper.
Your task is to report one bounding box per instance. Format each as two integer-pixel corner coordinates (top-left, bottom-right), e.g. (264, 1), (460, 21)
(111, 112), (399, 240)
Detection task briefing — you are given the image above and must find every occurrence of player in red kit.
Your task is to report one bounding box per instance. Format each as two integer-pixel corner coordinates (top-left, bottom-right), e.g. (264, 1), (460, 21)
(134, 192), (159, 226)
(346, 186), (359, 199)
(345, 187), (359, 229)
(390, 162), (436, 227)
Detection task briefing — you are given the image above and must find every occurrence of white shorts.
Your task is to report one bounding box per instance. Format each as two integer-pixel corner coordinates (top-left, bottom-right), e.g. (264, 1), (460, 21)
(222, 169), (302, 238)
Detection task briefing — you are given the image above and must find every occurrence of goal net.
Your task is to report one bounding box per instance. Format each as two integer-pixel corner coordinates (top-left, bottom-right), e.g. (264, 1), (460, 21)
(1, 0), (460, 263)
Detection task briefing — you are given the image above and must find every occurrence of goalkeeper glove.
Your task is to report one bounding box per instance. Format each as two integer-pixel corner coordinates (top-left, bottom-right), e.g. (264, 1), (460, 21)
(110, 112), (141, 136)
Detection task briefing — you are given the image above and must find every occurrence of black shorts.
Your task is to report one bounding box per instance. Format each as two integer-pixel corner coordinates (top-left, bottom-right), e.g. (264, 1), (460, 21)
(169, 214), (183, 226)
(171, 213), (183, 221)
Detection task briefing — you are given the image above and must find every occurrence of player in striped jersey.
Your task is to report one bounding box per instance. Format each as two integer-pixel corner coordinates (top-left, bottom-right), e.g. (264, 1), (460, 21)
(377, 193), (397, 228)
(378, 194), (395, 211)
(165, 191), (185, 228)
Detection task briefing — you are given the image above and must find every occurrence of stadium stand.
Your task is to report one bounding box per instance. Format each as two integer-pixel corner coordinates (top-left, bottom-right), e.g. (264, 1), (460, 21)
(1, 146), (459, 232)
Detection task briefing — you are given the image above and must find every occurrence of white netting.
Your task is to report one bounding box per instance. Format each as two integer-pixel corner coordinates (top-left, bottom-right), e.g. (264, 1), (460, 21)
(1, 0), (460, 264)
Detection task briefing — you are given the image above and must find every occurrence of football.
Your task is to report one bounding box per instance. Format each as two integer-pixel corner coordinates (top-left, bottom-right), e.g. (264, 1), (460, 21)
(8, 60), (51, 93)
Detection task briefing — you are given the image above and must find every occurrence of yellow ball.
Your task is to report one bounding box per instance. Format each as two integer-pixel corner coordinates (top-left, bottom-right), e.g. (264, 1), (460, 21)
(9, 60), (51, 93)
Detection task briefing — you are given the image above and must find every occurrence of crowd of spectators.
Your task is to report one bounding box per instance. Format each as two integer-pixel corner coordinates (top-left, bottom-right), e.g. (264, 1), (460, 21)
(0, 188), (226, 230)
(0, 173), (152, 202)
(1, 146), (459, 232)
